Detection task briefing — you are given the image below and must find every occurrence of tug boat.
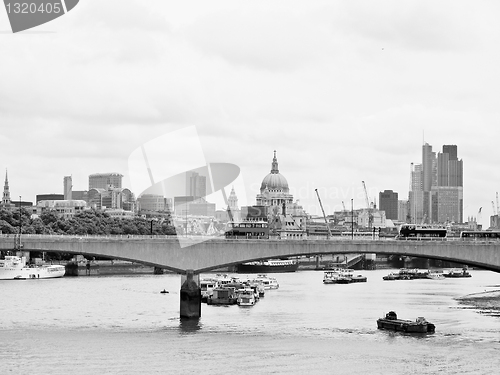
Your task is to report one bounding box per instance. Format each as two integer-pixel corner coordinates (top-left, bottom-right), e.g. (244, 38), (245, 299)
(0, 256), (65, 280)
(377, 311), (435, 333)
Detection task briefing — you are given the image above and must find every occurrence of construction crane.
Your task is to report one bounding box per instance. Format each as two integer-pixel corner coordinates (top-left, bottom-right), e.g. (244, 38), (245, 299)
(361, 181), (370, 209)
(315, 189), (332, 239)
(497, 192), (499, 215)
(361, 181), (374, 229)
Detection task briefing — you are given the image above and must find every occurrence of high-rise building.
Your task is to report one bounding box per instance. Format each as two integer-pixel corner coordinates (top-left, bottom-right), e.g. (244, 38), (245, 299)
(397, 200), (409, 222)
(408, 163), (424, 223)
(431, 145), (463, 223)
(89, 173), (123, 190)
(379, 190), (398, 220)
(186, 172), (206, 199)
(422, 143), (436, 223)
(63, 176), (72, 200)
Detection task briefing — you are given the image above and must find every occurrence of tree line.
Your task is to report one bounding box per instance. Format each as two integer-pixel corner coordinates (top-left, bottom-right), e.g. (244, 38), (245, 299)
(0, 208), (177, 236)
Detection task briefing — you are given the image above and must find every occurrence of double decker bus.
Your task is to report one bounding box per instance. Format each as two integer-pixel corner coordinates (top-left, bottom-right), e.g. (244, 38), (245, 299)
(224, 221), (269, 239)
(459, 230), (500, 240)
(396, 224), (447, 240)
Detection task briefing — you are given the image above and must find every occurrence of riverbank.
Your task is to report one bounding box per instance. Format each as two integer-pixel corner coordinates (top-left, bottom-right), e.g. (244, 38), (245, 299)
(456, 289), (500, 317)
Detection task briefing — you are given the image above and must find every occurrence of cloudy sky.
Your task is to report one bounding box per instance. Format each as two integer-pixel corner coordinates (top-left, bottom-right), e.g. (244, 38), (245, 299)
(1, 1), (499, 226)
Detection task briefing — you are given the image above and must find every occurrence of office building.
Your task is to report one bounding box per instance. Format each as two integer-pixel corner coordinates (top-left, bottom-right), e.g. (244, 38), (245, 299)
(379, 190), (398, 220)
(36, 194), (64, 204)
(409, 143), (464, 224)
(89, 173), (123, 190)
(186, 172), (206, 199)
(63, 176), (72, 200)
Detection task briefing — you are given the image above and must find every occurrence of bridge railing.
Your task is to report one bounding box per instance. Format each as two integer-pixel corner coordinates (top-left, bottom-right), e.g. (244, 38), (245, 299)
(1, 233), (499, 244)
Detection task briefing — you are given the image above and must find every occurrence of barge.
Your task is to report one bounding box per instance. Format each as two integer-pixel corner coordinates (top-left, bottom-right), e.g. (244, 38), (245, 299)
(377, 311), (435, 333)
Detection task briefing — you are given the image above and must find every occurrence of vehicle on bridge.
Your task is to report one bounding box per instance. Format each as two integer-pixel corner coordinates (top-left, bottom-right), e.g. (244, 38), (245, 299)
(396, 224), (447, 240)
(459, 230), (500, 240)
(225, 221), (269, 239)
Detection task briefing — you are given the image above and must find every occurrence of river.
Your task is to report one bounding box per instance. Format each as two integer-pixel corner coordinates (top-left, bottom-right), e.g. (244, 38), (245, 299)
(1, 268), (499, 374)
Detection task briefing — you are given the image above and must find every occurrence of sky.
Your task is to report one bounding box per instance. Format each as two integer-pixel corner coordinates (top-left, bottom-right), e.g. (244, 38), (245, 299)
(1, 1), (499, 226)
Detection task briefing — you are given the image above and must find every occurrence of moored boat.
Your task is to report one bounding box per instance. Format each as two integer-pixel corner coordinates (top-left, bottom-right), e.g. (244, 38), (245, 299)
(426, 270), (445, 280)
(236, 287), (256, 306)
(200, 278), (218, 302)
(0, 256), (65, 280)
(324, 268), (366, 284)
(252, 274), (279, 289)
(206, 286), (238, 305)
(443, 268), (472, 278)
(377, 311), (435, 333)
(236, 259), (298, 273)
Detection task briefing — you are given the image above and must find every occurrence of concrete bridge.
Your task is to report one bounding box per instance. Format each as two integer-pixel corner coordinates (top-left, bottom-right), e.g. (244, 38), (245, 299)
(1, 234), (499, 273)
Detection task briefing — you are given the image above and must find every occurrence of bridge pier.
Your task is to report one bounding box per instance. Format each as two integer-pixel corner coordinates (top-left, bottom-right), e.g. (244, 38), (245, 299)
(179, 270), (201, 319)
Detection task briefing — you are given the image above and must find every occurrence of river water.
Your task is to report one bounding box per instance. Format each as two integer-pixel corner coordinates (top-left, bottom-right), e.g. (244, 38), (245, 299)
(1, 268), (499, 374)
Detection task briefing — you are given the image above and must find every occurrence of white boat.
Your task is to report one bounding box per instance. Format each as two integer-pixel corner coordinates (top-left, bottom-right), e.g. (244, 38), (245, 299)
(236, 287), (256, 306)
(252, 274), (279, 289)
(426, 270), (445, 280)
(0, 256), (65, 280)
(323, 268), (355, 284)
(200, 278), (218, 302)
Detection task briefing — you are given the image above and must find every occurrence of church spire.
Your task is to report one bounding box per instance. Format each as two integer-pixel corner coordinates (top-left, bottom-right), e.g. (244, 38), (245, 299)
(2, 169), (11, 206)
(271, 150), (279, 174)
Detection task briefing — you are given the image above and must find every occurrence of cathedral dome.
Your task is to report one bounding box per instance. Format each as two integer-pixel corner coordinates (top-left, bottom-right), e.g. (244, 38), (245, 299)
(260, 151), (289, 193)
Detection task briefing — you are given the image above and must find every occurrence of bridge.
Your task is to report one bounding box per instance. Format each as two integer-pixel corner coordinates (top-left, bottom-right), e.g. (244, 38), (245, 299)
(1, 234), (499, 272)
(2, 234), (499, 318)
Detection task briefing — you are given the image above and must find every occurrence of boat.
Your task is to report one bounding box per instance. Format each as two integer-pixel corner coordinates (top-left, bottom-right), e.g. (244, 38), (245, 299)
(246, 280), (266, 297)
(443, 268), (472, 278)
(377, 311), (435, 333)
(323, 268), (366, 284)
(206, 286), (238, 305)
(236, 259), (298, 273)
(0, 255), (65, 280)
(200, 278), (218, 302)
(382, 272), (398, 281)
(426, 270), (445, 280)
(382, 269), (417, 281)
(349, 273), (368, 283)
(236, 287), (256, 306)
(252, 274), (279, 289)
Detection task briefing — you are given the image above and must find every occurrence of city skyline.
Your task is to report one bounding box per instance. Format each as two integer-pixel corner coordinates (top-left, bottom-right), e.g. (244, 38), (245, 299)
(1, 1), (499, 226)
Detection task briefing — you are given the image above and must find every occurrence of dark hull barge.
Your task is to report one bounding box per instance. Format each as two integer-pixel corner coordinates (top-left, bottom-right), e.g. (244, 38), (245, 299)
(377, 311), (435, 333)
